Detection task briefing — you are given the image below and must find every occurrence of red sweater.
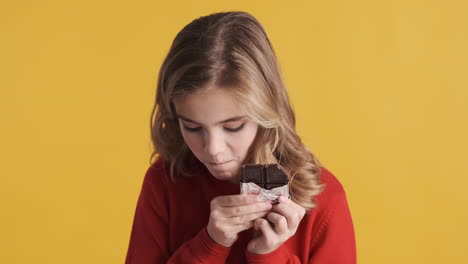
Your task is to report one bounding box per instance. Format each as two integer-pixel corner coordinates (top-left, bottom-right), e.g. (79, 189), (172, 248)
(125, 157), (356, 263)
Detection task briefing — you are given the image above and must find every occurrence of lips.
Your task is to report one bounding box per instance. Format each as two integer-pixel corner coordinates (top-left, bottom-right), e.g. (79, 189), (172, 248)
(208, 160), (232, 166)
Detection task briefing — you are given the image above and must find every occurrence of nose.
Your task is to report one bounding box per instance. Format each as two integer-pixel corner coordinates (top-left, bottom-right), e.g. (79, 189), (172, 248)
(204, 131), (226, 160)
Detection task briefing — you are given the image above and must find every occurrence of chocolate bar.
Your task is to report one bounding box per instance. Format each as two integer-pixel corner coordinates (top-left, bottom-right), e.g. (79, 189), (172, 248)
(240, 164), (288, 190)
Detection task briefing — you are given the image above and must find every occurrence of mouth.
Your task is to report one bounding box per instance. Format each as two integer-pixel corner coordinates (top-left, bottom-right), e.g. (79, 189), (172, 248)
(208, 160), (232, 166)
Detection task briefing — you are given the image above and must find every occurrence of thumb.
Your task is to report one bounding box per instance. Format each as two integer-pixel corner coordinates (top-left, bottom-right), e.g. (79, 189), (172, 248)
(247, 239), (260, 253)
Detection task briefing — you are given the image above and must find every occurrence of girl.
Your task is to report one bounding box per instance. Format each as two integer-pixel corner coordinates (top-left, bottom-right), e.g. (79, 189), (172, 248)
(126, 11), (356, 263)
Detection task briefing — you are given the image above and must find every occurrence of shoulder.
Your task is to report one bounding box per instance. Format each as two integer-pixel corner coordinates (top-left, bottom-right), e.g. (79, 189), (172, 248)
(141, 156), (172, 190)
(313, 167), (349, 210)
(143, 156), (205, 190)
(148, 155), (169, 172)
(306, 167), (356, 256)
(319, 167), (346, 194)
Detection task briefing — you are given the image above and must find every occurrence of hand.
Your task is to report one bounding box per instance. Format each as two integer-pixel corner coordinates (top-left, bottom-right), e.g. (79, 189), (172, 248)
(247, 196), (306, 254)
(207, 194), (273, 247)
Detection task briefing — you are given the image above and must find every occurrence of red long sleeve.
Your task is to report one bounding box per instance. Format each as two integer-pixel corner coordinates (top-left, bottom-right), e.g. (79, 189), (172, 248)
(308, 175), (356, 264)
(244, 245), (300, 263)
(125, 160), (233, 263)
(243, 168), (356, 264)
(125, 158), (356, 263)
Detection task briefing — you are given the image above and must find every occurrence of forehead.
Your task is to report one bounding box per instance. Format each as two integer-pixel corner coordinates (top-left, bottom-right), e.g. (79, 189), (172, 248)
(173, 89), (245, 124)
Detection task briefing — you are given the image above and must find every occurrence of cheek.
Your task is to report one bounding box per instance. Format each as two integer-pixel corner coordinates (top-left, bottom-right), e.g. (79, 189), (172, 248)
(180, 130), (201, 153)
(231, 125), (258, 153)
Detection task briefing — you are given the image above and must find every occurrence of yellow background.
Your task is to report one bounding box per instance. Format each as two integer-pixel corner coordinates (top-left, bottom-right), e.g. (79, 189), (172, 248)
(1, 0), (467, 263)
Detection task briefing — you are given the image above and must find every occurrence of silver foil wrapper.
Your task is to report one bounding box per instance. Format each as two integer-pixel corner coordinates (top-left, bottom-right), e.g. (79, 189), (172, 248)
(240, 182), (290, 203)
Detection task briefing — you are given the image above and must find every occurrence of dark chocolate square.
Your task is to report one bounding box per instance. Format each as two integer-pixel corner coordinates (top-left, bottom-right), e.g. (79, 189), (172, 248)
(240, 164), (288, 190)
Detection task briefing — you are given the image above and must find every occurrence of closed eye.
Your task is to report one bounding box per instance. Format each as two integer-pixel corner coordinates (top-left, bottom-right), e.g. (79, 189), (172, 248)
(225, 123), (245, 132)
(182, 123), (245, 133)
(183, 125), (201, 132)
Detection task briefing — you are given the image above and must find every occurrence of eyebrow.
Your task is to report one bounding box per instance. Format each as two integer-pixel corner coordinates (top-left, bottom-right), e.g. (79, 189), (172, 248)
(177, 114), (246, 125)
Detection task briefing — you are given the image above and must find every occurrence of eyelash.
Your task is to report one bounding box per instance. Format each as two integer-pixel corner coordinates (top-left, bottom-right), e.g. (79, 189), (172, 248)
(183, 123), (245, 133)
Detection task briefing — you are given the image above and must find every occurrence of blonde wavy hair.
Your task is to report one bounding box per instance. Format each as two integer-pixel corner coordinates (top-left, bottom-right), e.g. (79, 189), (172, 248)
(149, 11), (324, 210)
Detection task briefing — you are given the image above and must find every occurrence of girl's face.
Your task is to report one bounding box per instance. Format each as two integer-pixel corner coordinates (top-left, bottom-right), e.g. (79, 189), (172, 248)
(173, 88), (259, 183)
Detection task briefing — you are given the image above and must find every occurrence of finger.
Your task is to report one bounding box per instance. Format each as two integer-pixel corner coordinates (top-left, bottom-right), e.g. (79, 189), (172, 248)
(255, 218), (276, 241)
(212, 194), (259, 207)
(228, 210), (270, 225)
(221, 202), (272, 217)
(271, 204), (294, 229)
(266, 212), (288, 234)
(246, 230), (262, 253)
(231, 220), (255, 233)
(272, 198), (305, 230)
(278, 195), (291, 205)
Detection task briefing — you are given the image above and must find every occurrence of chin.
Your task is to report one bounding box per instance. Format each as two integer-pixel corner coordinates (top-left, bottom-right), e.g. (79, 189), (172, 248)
(208, 168), (240, 182)
(210, 170), (234, 180)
